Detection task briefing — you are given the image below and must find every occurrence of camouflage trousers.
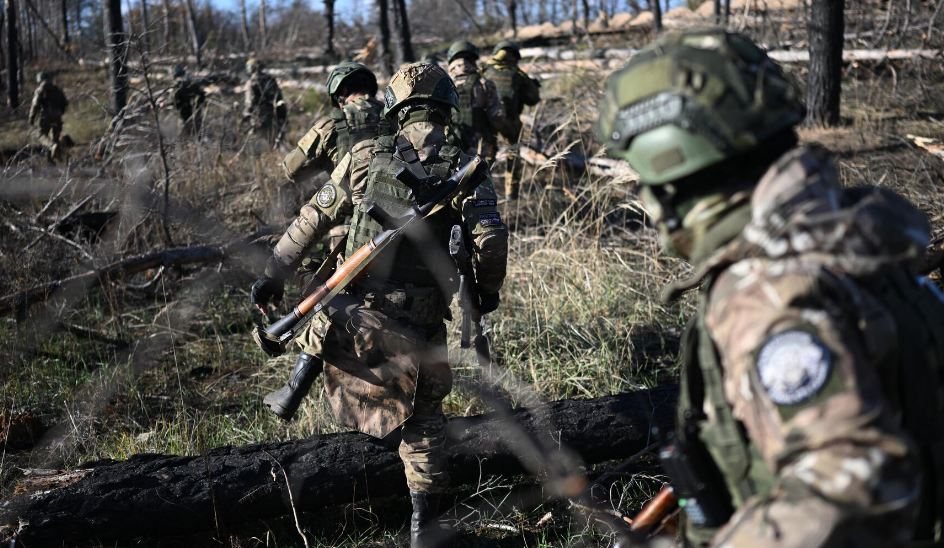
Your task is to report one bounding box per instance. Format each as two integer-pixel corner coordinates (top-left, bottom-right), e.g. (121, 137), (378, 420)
(300, 313), (452, 494)
(499, 117), (524, 197)
(37, 121), (63, 161)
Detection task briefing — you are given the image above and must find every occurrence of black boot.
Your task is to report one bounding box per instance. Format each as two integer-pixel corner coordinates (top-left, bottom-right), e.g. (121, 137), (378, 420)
(410, 490), (448, 548)
(263, 352), (322, 421)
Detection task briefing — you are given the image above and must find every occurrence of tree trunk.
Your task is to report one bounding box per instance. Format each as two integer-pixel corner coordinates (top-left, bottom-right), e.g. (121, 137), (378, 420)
(714, 0), (720, 25)
(375, 0), (392, 77)
(257, 0), (266, 50)
(4, 387), (679, 547)
(161, 0), (170, 46)
(238, 0), (249, 51)
(507, 0), (516, 36)
(649, 0), (660, 33)
(59, 0), (67, 46)
(580, 0), (589, 36)
(806, 0), (844, 127)
(184, 0), (199, 66)
(722, 0), (729, 26)
(393, 0), (413, 63)
(140, 0), (149, 52)
(6, 0), (18, 108)
(324, 0), (334, 55)
(105, 0), (127, 117)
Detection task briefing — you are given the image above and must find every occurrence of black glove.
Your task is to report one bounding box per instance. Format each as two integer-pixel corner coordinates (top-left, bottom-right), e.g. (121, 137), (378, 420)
(251, 276), (284, 311)
(476, 292), (500, 315)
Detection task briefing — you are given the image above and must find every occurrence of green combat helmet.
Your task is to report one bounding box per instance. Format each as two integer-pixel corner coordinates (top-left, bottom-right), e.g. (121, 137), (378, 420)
(491, 40), (521, 61)
(246, 58), (262, 73)
(326, 61), (378, 107)
(448, 40), (480, 64)
(594, 29), (805, 185)
(36, 71), (51, 84)
(382, 62), (459, 119)
(172, 64), (186, 79)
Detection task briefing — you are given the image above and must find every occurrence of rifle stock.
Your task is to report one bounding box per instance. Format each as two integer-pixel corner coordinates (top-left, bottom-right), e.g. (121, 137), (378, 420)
(252, 155), (486, 358)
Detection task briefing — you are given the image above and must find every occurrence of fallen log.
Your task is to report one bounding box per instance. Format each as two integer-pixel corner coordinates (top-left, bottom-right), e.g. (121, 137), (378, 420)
(1, 386), (678, 547)
(0, 228), (276, 317)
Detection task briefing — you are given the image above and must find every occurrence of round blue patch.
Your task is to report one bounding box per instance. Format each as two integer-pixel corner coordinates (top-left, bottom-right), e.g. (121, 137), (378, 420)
(756, 330), (831, 406)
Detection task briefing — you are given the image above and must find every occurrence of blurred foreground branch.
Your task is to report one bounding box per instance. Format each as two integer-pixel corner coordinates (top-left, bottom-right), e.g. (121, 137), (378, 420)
(1, 387), (677, 546)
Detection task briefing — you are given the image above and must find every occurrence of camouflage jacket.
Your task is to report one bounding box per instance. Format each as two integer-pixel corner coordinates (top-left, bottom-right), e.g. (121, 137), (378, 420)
(481, 57), (540, 119)
(243, 73), (285, 126)
(670, 145), (944, 547)
(448, 58), (505, 155)
(172, 78), (205, 120)
(28, 82), (68, 126)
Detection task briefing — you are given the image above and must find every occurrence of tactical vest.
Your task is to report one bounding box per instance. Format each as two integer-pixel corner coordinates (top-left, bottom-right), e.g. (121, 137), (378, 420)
(483, 65), (519, 116)
(345, 134), (461, 291)
(332, 98), (393, 160)
(453, 74), (491, 152)
(680, 269), (944, 546)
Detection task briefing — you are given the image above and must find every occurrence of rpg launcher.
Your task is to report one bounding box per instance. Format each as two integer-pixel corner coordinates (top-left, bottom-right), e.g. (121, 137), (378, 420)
(252, 155), (487, 358)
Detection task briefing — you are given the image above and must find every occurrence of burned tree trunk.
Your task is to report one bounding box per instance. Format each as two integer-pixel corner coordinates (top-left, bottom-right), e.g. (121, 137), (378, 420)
(806, 0), (843, 127)
(392, 0), (413, 63)
(649, 0), (661, 33)
(105, 0), (127, 117)
(184, 0), (199, 66)
(59, 0), (67, 46)
(324, 0), (334, 56)
(257, 0), (266, 50)
(3, 387), (678, 547)
(376, 0), (392, 77)
(6, 0), (18, 108)
(139, 0), (149, 52)
(507, 0), (517, 37)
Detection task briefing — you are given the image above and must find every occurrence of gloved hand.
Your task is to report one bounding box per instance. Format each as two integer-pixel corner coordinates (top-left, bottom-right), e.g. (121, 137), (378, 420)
(251, 276), (284, 313)
(476, 292), (500, 315)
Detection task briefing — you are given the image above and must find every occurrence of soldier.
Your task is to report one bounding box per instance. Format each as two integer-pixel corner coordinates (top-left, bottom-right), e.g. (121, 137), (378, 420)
(28, 71), (69, 162)
(251, 62), (508, 547)
(596, 29), (944, 547)
(481, 40), (540, 199)
(280, 61), (391, 185)
(446, 40), (505, 160)
(171, 64), (206, 137)
(264, 62), (394, 421)
(243, 58), (287, 145)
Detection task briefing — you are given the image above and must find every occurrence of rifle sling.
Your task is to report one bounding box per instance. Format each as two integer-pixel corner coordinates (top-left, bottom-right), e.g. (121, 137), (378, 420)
(394, 135), (430, 181)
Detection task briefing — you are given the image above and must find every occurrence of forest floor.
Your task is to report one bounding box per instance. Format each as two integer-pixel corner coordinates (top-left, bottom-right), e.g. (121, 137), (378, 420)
(1, 53), (944, 547)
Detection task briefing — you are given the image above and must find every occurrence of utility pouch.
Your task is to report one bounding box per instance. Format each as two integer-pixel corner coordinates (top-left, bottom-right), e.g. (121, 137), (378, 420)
(657, 418), (734, 529)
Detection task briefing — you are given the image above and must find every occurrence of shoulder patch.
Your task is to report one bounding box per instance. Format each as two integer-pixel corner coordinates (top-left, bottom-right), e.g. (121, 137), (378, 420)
(756, 330), (831, 406)
(315, 184), (337, 208)
(478, 212), (502, 227)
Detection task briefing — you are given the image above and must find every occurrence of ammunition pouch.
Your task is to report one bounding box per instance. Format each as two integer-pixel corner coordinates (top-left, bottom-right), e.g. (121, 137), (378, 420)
(351, 282), (450, 329)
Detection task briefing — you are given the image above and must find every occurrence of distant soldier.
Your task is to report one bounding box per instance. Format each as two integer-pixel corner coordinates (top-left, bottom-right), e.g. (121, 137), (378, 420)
(446, 40), (505, 161)
(243, 58), (287, 144)
(482, 40), (540, 199)
(596, 29), (944, 547)
(171, 64), (206, 137)
(264, 62), (394, 421)
(28, 72), (68, 162)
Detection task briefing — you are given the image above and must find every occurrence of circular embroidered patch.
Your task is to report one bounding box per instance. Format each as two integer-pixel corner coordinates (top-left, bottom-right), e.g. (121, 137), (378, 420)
(315, 184), (337, 208)
(756, 330), (831, 406)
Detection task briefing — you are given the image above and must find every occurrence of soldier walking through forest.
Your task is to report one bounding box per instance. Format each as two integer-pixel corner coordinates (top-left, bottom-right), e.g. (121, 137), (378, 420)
(171, 65), (206, 137)
(446, 40), (505, 161)
(28, 71), (68, 162)
(482, 40), (540, 200)
(596, 29), (944, 547)
(243, 58), (287, 145)
(264, 61), (394, 421)
(251, 62), (509, 547)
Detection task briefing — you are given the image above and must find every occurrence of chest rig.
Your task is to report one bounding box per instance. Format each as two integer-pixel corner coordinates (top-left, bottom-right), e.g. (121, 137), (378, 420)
(483, 65), (519, 116)
(453, 74), (490, 151)
(345, 133), (461, 291)
(332, 98), (393, 159)
(677, 269), (944, 546)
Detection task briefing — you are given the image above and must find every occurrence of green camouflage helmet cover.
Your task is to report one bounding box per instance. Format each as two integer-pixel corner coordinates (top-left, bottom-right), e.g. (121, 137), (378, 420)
(594, 29), (805, 185)
(382, 62), (459, 118)
(172, 64), (186, 78)
(327, 61), (378, 104)
(448, 40), (480, 63)
(246, 58), (262, 73)
(36, 71), (51, 83)
(492, 40), (521, 60)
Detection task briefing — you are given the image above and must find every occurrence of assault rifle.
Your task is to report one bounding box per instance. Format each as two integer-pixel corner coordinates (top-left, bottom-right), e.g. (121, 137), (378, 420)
(448, 224), (491, 367)
(252, 155), (487, 357)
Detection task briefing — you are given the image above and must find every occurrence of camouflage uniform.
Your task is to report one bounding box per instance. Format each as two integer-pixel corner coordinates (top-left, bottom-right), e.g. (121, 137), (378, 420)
(263, 63), (394, 422)
(257, 64), (508, 511)
(171, 66), (206, 137)
(28, 72), (68, 161)
(446, 41), (505, 160)
(596, 30), (944, 547)
(243, 60), (286, 144)
(481, 40), (540, 198)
